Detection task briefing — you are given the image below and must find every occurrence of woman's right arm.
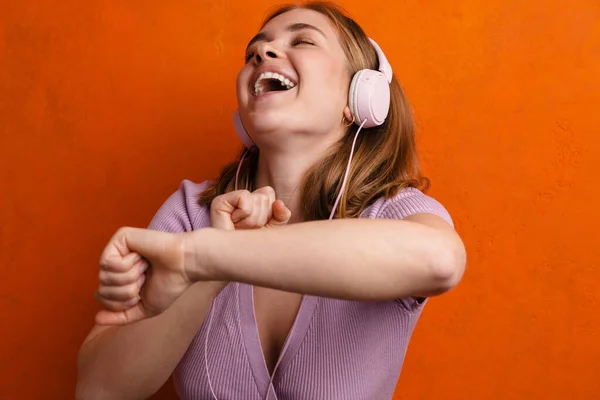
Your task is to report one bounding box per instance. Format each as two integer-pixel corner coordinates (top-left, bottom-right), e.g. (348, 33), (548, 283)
(77, 181), (213, 400)
(75, 182), (289, 400)
(76, 281), (222, 400)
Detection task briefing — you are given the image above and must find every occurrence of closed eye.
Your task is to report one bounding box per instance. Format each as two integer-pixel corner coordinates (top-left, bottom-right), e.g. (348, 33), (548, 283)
(291, 37), (315, 46)
(244, 36), (315, 63)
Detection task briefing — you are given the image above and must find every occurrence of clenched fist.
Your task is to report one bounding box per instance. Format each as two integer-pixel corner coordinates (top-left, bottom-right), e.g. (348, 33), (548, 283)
(210, 186), (292, 230)
(94, 227), (191, 325)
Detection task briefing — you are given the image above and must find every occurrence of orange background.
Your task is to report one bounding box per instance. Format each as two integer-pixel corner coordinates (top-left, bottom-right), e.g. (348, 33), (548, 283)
(1, 0), (599, 399)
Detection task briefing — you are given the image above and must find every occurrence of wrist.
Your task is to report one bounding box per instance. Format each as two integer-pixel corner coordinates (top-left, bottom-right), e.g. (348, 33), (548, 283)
(183, 228), (226, 283)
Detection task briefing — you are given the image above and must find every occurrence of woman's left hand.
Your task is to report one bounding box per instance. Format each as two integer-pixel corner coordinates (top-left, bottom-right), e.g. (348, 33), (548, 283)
(94, 227), (191, 325)
(210, 186), (292, 231)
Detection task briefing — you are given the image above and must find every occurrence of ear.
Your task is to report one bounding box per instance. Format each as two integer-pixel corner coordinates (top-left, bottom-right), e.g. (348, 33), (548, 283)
(343, 106), (353, 123)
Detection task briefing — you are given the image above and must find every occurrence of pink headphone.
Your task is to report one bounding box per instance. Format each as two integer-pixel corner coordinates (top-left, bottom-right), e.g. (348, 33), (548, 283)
(232, 38), (393, 147)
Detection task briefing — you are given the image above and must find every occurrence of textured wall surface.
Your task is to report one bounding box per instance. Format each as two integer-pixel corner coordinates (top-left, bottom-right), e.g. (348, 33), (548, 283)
(1, 0), (599, 399)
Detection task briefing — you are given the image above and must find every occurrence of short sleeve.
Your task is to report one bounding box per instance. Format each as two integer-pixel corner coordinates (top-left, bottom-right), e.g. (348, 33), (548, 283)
(147, 179), (212, 233)
(377, 187), (453, 227)
(368, 187), (454, 312)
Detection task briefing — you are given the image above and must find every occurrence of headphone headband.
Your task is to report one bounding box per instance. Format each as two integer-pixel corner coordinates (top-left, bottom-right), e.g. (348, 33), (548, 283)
(369, 38), (392, 83)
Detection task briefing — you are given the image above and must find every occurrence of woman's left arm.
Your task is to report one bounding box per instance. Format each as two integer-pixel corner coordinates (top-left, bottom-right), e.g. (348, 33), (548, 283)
(188, 214), (466, 301)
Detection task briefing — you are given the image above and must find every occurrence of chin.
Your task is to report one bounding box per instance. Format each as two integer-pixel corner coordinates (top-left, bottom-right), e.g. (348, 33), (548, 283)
(245, 109), (291, 134)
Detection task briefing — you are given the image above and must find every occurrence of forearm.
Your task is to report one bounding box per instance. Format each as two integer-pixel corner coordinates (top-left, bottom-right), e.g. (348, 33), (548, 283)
(192, 219), (463, 301)
(76, 282), (220, 400)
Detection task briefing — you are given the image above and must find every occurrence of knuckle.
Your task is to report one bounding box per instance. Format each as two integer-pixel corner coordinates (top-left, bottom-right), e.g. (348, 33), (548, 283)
(236, 192), (250, 206)
(210, 197), (222, 208)
(115, 226), (129, 238)
(98, 255), (109, 268)
(95, 287), (106, 298)
(98, 270), (109, 285)
(242, 191), (253, 202)
(255, 186), (275, 198)
(217, 191), (233, 200)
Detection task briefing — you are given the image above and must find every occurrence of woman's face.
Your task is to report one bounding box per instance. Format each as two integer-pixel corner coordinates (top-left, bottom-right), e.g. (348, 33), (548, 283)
(236, 8), (351, 149)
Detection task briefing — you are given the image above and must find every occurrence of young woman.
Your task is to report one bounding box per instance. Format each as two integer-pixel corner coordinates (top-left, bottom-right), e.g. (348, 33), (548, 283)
(76, 2), (466, 399)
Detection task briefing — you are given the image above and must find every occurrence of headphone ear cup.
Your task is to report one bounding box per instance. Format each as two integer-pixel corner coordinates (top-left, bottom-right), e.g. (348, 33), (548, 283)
(349, 70), (365, 125)
(348, 69), (391, 128)
(233, 109), (255, 148)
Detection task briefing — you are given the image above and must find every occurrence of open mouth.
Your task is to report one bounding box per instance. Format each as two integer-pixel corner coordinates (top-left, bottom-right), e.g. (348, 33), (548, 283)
(254, 72), (297, 95)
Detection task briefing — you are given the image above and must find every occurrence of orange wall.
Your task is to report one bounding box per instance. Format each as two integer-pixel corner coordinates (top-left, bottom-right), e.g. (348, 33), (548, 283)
(1, 0), (599, 399)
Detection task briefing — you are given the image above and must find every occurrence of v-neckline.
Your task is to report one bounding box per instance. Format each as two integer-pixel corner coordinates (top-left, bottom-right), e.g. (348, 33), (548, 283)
(238, 282), (318, 399)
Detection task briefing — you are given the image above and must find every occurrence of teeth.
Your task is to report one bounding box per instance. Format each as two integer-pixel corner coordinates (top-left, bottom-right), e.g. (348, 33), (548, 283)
(254, 71), (297, 94)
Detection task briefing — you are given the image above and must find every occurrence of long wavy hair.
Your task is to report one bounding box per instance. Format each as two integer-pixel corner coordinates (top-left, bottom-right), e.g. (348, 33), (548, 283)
(199, 1), (428, 221)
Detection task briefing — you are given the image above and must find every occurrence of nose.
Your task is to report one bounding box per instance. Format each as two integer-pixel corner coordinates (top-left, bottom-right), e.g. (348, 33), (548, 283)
(253, 42), (281, 64)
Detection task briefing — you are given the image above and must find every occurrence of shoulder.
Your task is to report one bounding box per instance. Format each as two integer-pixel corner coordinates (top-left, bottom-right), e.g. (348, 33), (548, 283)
(361, 187), (453, 227)
(147, 179), (214, 233)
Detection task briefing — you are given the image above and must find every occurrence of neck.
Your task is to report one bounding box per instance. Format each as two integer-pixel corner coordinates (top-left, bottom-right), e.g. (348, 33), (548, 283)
(254, 143), (332, 223)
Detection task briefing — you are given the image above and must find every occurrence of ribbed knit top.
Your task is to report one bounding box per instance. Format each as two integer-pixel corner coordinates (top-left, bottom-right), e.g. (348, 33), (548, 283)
(148, 180), (453, 400)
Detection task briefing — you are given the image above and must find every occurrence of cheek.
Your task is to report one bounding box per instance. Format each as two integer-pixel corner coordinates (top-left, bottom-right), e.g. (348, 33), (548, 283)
(312, 71), (349, 112)
(302, 60), (349, 106)
(236, 68), (251, 102)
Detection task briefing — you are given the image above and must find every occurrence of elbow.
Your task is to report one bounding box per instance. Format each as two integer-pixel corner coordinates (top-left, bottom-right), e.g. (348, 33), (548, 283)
(75, 384), (103, 400)
(76, 362), (119, 400)
(75, 377), (114, 400)
(76, 357), (100, 400)
(428, 237), (466, 294)
(75, 384), (93, 400)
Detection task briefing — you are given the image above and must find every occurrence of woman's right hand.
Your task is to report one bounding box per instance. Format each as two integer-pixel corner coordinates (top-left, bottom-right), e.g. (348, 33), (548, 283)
(94, 228), (190, 325)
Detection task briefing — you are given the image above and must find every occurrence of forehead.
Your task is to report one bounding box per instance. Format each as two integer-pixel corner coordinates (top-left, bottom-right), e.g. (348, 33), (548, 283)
(261, 8), (337, 38)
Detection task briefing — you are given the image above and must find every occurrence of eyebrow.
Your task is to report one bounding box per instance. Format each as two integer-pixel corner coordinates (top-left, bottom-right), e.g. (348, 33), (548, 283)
(245, 23), (327, 53)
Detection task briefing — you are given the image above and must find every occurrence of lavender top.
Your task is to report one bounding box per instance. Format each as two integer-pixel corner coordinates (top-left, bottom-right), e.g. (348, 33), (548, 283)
(148, 180), (453, 400)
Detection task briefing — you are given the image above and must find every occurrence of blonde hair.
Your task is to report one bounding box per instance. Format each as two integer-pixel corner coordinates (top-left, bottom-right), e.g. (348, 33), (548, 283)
(199, 1), (428, 220)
